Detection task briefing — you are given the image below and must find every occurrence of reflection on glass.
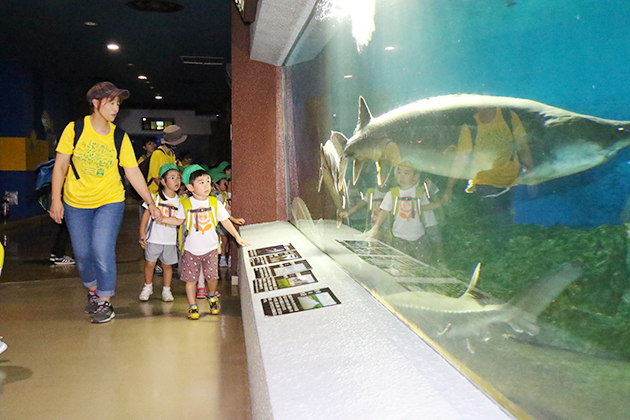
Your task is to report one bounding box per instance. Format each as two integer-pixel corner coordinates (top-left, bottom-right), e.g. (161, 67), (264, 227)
(284, 0), (630, 418)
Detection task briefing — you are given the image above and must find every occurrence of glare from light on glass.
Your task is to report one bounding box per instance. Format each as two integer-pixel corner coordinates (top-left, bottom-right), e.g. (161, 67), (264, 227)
(385, 46), (396, 51)
(84, 21), (98, 27)
(344, 75), (353, 79)
(138, 75), (148, 80)
(319, 0), (376, 51)
(155, 95), (163, 100)
(107, 44), (120, 51)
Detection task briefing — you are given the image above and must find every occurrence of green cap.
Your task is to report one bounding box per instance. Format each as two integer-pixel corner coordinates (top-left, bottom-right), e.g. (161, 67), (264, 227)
(209, 168), (227, 183)
(182, 164), (209, 185)
(158, 163), (179, 178)
(217, 161), (230, 172)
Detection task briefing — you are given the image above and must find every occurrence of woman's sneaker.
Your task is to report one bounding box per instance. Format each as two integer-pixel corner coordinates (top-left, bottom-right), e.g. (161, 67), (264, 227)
(85, 291), (99, 314)
(91, 301), (115, 324)
(208, 294), (221, 315)
(188, 304), (200, 320)
(139, 284), (153, 301)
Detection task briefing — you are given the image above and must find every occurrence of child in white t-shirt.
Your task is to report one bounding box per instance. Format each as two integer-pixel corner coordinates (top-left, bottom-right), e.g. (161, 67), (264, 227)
(161, 164), (250, 320)
(369, 163), (441, 261)
(138, 164), (182, 302)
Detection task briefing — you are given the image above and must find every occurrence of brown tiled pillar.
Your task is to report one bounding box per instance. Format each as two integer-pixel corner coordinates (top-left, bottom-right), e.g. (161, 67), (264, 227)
(231, 5), (287, 224)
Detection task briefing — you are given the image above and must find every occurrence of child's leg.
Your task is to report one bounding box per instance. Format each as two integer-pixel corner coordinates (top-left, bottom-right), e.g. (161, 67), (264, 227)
(162, 264), (173, 288)
(207, 278), (219, 296)
(185, 281), (197, 305)
(143, 260), (156, 285)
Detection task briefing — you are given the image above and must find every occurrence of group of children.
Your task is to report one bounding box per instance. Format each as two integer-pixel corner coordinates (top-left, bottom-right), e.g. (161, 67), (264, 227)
(138, 162), (250, 320)
(341, 162), (445, 264)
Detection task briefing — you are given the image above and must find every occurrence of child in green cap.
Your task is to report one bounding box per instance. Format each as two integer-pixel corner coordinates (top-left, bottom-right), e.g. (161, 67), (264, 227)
(138, 163), (182, 302)
(161, 164), (250, 320)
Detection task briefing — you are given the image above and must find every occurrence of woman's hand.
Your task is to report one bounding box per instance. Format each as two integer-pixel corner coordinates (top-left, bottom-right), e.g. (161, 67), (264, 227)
(147, 203), (162, 222)
(50, 199), (64, 224)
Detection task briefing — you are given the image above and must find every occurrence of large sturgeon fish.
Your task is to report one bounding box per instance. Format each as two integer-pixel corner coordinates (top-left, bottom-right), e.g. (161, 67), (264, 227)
(324, 94), (630, 193)
(386, 261), (583, 344)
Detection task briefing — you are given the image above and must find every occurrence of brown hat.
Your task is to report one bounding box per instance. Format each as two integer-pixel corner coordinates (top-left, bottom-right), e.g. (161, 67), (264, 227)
(161, 125), (188, 146)
(86, 82), (130, 102)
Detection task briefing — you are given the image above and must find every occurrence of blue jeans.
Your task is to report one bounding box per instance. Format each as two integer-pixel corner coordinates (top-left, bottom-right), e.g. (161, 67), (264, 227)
(64, 202), (124, 298)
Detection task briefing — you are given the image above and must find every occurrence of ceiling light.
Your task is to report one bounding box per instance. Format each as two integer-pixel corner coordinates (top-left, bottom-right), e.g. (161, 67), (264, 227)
(84, 21), (98, 27)
(107, 44), (120, 51)
(155, 95), (163, 100)
(138, 75), (148, 80)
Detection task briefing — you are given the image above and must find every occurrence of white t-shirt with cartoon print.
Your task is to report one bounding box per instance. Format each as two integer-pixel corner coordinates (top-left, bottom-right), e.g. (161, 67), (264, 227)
(380, 184), (429, 241)
(143, 194), (180, 245)
(175, 196), (230, 255)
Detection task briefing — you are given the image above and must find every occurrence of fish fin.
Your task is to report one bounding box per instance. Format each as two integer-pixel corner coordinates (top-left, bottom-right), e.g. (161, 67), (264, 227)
(353, 159), (366, 185)
(461, 262), (481, 298)
(318, 144), (326, 193)
(509, 261), (583, 316)
(330, 131), (347, 156)
(354, 96), (373, 135)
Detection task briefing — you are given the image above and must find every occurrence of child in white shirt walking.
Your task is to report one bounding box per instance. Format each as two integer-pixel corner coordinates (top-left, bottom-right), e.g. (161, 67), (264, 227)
(138, 163), (182, 302)
(161, 164), (250, 320)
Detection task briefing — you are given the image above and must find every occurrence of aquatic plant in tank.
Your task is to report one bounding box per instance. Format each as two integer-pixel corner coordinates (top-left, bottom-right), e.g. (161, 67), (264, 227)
(284, 0), (630, 418)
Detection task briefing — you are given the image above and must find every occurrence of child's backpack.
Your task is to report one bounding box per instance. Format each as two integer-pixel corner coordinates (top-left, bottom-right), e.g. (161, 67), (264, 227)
(143, 192), (181, 240)
(177, 195), (219, 255)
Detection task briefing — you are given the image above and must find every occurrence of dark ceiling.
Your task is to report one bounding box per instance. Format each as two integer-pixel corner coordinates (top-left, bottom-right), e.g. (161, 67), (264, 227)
(0, 0), (232, 114)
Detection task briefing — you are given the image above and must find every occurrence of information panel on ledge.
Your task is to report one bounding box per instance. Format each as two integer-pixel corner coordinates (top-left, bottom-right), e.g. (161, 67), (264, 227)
(261, 288), (341, 317)
(248, 244), (341, 315)
(249, 244), (319, 293)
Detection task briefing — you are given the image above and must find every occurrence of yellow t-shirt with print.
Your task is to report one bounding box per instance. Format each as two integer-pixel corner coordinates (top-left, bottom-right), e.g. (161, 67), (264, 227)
(57, 116), (137, 209)
(147, 145), (177, 193)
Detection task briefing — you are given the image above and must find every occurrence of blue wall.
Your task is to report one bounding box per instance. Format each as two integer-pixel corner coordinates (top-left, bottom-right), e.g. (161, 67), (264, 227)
(0, 60), (71, 220)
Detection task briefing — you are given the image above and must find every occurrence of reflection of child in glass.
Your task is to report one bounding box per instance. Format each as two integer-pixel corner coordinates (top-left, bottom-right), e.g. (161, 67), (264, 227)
(369, 163), (442, 261)
(160, 165), (250, 320)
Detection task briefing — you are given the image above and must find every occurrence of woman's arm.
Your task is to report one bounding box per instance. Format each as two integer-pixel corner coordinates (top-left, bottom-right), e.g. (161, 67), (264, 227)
(124, 166), (162, 222)
(50, 152), (71, 224)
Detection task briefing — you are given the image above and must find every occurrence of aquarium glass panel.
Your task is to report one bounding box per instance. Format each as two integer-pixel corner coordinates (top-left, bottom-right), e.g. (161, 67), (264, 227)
(283, 1), (630, 418)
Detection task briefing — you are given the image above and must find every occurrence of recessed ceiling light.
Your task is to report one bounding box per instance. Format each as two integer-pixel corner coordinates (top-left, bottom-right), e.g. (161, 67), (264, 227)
(138, 75), (148, 80)
(155, 95), (163, 100)
(84, 21), (98, 27)
(107, 44), (120, 51)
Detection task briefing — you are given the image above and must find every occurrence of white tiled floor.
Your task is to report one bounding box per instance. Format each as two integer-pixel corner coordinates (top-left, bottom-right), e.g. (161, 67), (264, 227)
(0, 209), (251, 419)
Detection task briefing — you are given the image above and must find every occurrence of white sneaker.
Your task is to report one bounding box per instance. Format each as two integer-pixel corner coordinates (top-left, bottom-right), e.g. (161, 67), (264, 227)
(219, 256), (228, 267)
(162, 288), (174, 302)
(139, 285), (153, 301)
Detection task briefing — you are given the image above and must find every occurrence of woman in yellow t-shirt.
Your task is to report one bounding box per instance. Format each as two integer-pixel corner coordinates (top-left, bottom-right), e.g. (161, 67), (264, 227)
(50, 82), (162, 324)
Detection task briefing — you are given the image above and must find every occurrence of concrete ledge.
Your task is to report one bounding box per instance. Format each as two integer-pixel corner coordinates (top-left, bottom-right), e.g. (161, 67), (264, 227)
(239, 221), (512, 420)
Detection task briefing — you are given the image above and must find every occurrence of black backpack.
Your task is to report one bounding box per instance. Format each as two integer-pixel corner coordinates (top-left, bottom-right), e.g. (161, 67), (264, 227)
(70, 118), (126, 181)
(129, 148), (165, 200)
